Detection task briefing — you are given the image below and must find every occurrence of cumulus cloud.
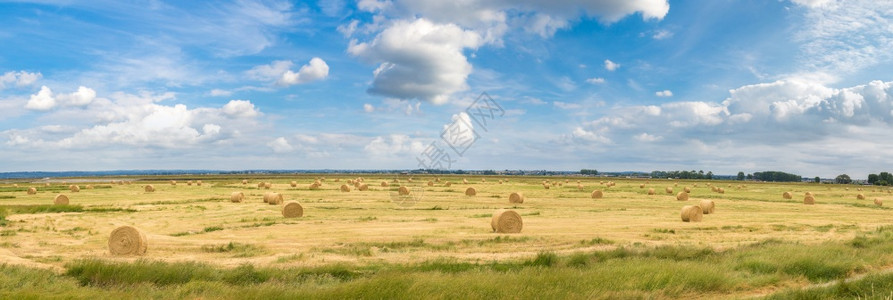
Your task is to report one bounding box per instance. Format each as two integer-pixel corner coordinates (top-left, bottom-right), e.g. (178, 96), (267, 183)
(57, 86), (97, 106)
(25, 86), (98, 110)
(210, 89), (232, 97)
(652, 29), (673, 40)
(25, 86), (56, 111)
(655, 90), (673, 97)
(604, 59), (620, 71)
(221, 100), (260, 118)
(247, 58), (329, 86)
(553, 101), (582, 110)
(634, 132), (662, 142)
(267, 137), (294, 153)
(363, 103), (375, 113)
(364, 134), (426, 157)
(0, 71), (41, 89)
(586, 77), (606, 84)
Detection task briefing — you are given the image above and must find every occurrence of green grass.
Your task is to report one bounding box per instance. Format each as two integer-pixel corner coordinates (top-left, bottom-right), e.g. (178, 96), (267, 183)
(201, 242), (267, 257)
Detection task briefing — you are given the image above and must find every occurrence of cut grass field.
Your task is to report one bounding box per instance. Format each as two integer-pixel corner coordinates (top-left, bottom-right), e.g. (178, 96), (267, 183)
(1, 175), (893, 298)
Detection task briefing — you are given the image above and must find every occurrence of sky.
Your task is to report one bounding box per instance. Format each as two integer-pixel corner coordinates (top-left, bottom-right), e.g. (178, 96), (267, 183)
(1, 0), (892, 178)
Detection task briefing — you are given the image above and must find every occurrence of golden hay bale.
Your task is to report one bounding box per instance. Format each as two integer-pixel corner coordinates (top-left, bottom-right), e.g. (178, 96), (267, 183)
(144, 185), (155, 192)
(858, 188), (863, 191)
(230, 192), (244, 203)
(257, 182), (264, 188)
(684, 187), (691, 193)
(804, 195), (815, 205)
(334, 178), (340, 182)
(676, 191), (689, 201)
(391, 179), (398, 183)
(264, 192), (283, 205)
(436, 177), (441, 182)
(340, 184), (350, 192)
(44, 183), (50, 187)
(53, 194), (69, 205)
(465, 187), (477, 196)
(857, 194), (865, 200)
(718, 188), (725, 194)
(309, 183), (320, 190)
(85, 185), (93, 189)
(543, 184), (550, 190)
(874, 199), (883, 206)
(681, 205), (703, 222)
(699, 200), (715, 214)
(427, 181), (434, 187)
(398, 186), (410, 196)
(509, 192), (524, 203)
(675, 183), (679, 187)
(347, 179), (355, 185)
(665, 187), (673, 194)
(242, 180), (248, 184)
(187, 181), (193, 186)
(170, 180), (177, 186)
(13, 184), (18, 188)
(711, 186), (718, 192)
(481, 178), (486, 183)
(282, 201), (304, 218)
(358, 184), (369, 191)
(491, 209), (522, 233)
(805, 191), (814, 197)
(783, 192), (793, 199)
(196, 180), (203, 186)
(108, 225), (147, 256)
(290, 181), (297, 187)
(264, 182), (272, 189)
(640, 184), (645, 188)
(444, 182), (452, 187)
(381, 181), (389, 187)
(648, 188), (655, 195)
(462, 178), (469, 184)
(314, 180), (322, 185)
(407, 178), (414, 183)
(69, 185), (80, 192)
(499, 180), (503, 184)
(591, 190), (603, 199)
(845, 187), (849, 191)
(27, 187), (37, 195)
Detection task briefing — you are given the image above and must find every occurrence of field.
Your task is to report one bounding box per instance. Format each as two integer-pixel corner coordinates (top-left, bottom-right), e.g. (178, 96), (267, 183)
(2, 174), (893, 299)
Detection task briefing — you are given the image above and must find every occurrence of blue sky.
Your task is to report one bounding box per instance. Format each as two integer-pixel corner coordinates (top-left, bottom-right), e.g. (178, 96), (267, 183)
(1, 0), (892, 178)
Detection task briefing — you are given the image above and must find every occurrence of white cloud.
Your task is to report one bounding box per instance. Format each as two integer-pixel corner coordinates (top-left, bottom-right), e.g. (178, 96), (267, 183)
(221, 100), (260, 118)
(210, 89), (232, 97)
(246, 60), (294, 81)
(267, 137), (294, 153)
(25, 86), (56, 111)
(652, 29), (673, 40)
(634, 132), (662, 142)
(604, 59), (620, 71)
(277, 57), (330, 86)
(441, 112), (476, 148)
(790, 0), (833, 8)
(57, 86), (97, 106)
(655, 90), (673, 97)
(364, 134), (426, 157)
(553, 101), (582, 110)
(586, 77), (606, 84)
(348, 18), (483, 104)
(363, 103), (375, 113)
(572, 127), (611, 144)
(0, 71), (41, 89)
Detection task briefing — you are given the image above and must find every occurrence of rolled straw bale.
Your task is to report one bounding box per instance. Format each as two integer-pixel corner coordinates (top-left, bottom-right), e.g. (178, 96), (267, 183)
(27, 187), (37, 195)
(242, 180), (248, 184)
(85, 185), (93, 189)
(805, 191), (814, 197)
(804, 195), (815, 205)
(874, 198), (883, 206)
(665, 187), (673, 194)
(782, 192), (793, 199)
(407, 178), (413, 183)
(499, 180), (503, 184)
(490, 209), (523, 233)
(681, 205), (703, 222)
(398, 186), (410, 195)
(264, 182), (272, 189)
(340, 184), (350, 192)
(54, 194), (69, 205)
(170, 180), (177, 186)
(334, 179), (340, 182)
(230, 192), (244, 203)
(718, 188), (725, 194)
(699, 200), (715, 214)
(358, 184), (369, 191)
(465, 187), (477, 196)
(427, 181), (434, 187)
(108, 225), (147, 256)
(684, 187), (691, 193)
(69, 185), (80, 192)
(196, 180), (203, 186)
(257, 182), (264, 188)
(857, 194), (865, 200)
(481, 178), (486, 183)
(44, 183), (50, 187)
(187, 181), (193, 186)
(509, 192), (524, 203)
(591, 190), (603, 199)
(577, 184), (583, 190)
(309, 183), (320, 190)
(648, 188), (655, 195)
(347, 179), (355, 185)
(640, 184), (645, 188)
(381, 181), (389, 187)
(543, 184), (550, 190)
(463, 179), (469, 184)
(282, 201), (304, 218)
(13, 184), (18, 188)
(290, 181), (297, 187)
(676, 191), (689, 201)
(144, 185), (155, 192)
(264, 192), (283, 205)
(445, 182), (452, 187)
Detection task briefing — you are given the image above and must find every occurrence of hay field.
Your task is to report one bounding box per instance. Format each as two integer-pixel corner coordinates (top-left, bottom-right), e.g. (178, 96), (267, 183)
(2, 175), (893, 298)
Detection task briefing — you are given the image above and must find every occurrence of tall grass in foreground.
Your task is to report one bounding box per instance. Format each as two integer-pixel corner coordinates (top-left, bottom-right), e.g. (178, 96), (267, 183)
(2, 228), (893, 299)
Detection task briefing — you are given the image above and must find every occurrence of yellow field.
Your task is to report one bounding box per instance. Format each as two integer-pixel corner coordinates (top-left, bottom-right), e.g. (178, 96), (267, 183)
(3, 174), (891, 276)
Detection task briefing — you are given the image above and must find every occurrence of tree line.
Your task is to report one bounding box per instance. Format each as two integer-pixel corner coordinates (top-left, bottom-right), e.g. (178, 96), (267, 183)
(868, 172), (893, 186)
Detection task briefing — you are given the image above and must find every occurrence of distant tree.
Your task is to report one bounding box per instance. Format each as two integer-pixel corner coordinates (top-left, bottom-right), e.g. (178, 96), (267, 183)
(752, 171), (801, 182)
(746, 174), (753, 180)
(580, 169), (598, 175)
(835, 174), (852, 184)
(880, 172), (893, 186)
(706, 171), (713, 179)
(737, 172), (745, 181)
(814, 176), (820, 183)
(868, 174), (879, 185)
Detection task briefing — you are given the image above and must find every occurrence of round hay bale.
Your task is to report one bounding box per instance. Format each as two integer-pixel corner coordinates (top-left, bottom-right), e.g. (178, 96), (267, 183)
(782, 192), (793, 199)
(436, 177), (441, 182)
(170, 180), (177, 186)
(874, 198), (883, 206)
(230, 192), (244, 203)
(334, 178), (341, 182)
(462, 179), (469, 184)
(264, 192), (283, 205)
(591, 190), (603, 199)
(718, 188), (725, 194)
(675, 183), (679, 187)
(309, 183), (320, 190)
(676, 191), (689, 201)
(264, 182), (272, 189)
(196, 180), (202, 186)
(242, 180), (248, 184)
(358, 184), (369, 191)
(465, 187), (477, 196)
(509, 192), (524, 203)
(804, 195), (815, 205)
(108, 225), (147, 256)
(26, 187), (37, 195)
(187, 181), (193, 186)
(499, 180), (503, 184)
(427, 181), (434, 187)
(44, 183), (50, 187)
(340, 184), (350, 192)
(53, 194), (69, 205)
(398, 186), (410, 195)
(805, 191), (814, 197)
(640, 184), (645, 189)
(665, 187), (673, 194)
(857, 193), (865, 200)
(543, 184), (550, 190)
(282, 201), (304, 218)
(347, 179), (355, 185)
(257, 182), (264, 188)
(681, 205), (703, 222)
(648, 188), (655, 195)
(490, 209), (522, 233)
(407, 178), (413, 183)
(314, 180), (322, 185)
(481, 178), (486, 183)
(381, 181), (389, 187)
(85, 185), (93, 189)
(684, 187), (691, 193)
(290, 181), (297, 187)
(144, 185), (155, 192)
(69, 185), (80, 193)
(13, 184), (18, 188)
(444, 182), (452, 187)
(699, 200), (715, 214)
